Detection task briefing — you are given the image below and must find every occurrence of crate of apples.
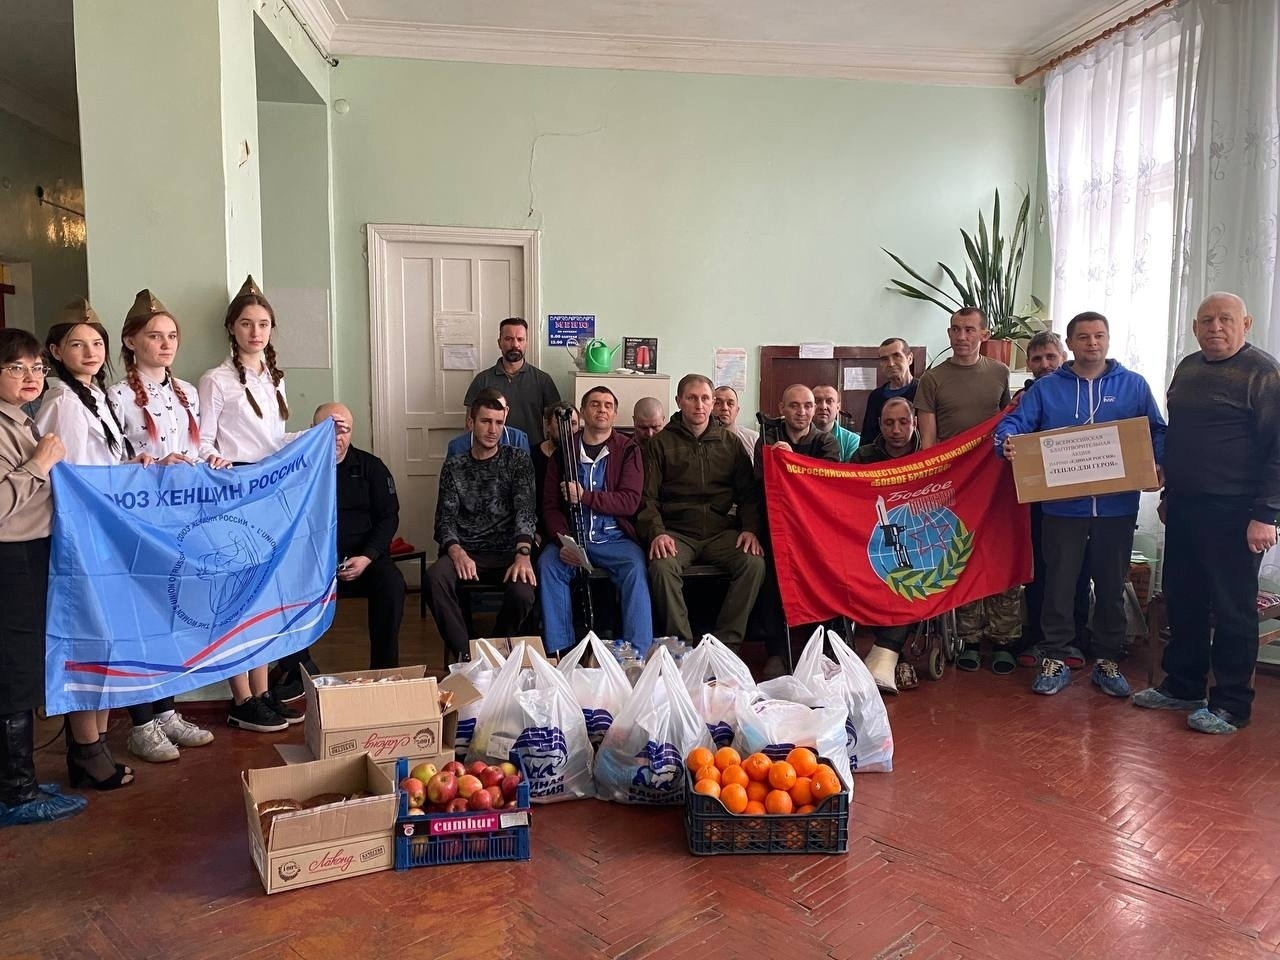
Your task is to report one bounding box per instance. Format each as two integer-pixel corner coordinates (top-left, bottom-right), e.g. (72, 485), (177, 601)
(399, 759), (524, 816)
(682, 745), (850, 855)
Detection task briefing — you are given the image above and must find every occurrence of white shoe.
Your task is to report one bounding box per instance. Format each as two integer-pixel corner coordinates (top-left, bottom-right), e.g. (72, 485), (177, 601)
(158, 711), (214, 747)
(127, 720), (180, 763)
(864, 646), (900, 695)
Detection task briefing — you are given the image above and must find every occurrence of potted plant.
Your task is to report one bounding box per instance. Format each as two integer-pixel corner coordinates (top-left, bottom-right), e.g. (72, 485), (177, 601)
(883, 190), (1042, 367)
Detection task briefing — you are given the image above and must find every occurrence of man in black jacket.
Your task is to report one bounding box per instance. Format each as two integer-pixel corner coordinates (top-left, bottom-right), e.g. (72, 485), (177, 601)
(274, 403), (406, 701)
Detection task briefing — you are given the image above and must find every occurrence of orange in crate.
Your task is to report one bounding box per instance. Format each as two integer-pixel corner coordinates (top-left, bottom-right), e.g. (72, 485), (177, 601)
(745, 780), (769, 804)
(785, 747), (819, 778)
(720, 764), (749, 789)
(713, 746), (741, 771)
(744, 800), (766, 815)
(764, 790), (794, 815)
(694, 763), (721, 785)
(789, 777), (814, 807)
(720, 783), (748, 814)
(693, 779), (721, 799)
(811, 767), (842, 801)
(686, 746), (714, 773)
(796, 804), (816, 814)
(742, 753), (772, 782)
(768, 761), (797, 791)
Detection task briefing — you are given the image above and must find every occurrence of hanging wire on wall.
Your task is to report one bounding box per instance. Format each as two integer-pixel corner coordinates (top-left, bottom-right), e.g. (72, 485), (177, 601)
(35, 185), (84, 218)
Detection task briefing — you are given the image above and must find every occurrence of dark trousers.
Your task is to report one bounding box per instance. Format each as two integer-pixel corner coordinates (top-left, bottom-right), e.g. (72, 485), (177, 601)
(1040, 514), (1134, 661)
(279, 555), (407, 677)
(872, 624), (912, 654)
(127, 698), (176, 726)
(1161, 496), (1263, 720)
(0, 539), (49, 716)
(426, 551), (535, 654)
(1026, 503), (1091, 652)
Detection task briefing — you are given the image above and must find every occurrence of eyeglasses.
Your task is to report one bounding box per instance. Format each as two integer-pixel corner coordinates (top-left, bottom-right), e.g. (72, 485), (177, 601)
(1, 363), (51, 379)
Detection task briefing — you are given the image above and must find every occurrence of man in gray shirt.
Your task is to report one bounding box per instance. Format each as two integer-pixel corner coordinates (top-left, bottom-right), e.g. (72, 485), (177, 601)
(463, 317), (560, 440)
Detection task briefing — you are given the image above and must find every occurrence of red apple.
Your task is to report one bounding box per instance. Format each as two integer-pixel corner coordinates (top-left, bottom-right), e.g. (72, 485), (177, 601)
(399, 777), (425, 808)
(409, 761), (438, 783)
(442, 760), (466, 777)
(445, 797), (469, 813)
(405, 808), (426, 817)
(505, 799), (518, 809)
(426, 771), (457, 805)
(501, 774), (521, 800)
(466, 760), (488, 777)
(479, 766), (504, 789)
(456, 774), (483, 799)
(468, 788), (494, 811)
(499, 761), (518, 777)
(486, 785), (503, 805)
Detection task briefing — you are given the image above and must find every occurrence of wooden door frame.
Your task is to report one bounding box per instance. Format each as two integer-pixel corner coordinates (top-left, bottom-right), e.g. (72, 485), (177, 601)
(365, 223), (540, 458)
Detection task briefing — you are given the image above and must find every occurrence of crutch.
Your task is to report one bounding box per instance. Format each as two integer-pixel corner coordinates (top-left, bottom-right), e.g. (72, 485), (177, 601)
(555, 407), (595, 633)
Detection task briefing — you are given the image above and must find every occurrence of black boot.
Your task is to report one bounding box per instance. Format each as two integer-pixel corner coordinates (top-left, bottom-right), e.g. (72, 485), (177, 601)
(0, 712), (86, 826)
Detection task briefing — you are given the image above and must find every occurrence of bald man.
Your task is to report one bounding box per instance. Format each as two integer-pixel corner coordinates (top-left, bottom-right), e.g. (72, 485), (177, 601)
(272, 404), (406, 701)
(1134, 293), (1280, 734)
(632, 396), (665, 444)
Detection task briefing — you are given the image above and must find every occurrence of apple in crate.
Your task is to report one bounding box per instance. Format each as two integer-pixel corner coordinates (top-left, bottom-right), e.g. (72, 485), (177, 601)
(445, 797), (469, 813)
(499, 761), (518, 777)
(468, 788), (494, 811)
(501, 775), (522, 801)
(442, 761), (466, 777)
(426, 771), (457, 805)
(409, 761), (438, 784)
(399, 777), (426, 808)
(479, 766), (504, 789)
(456, 774), (484, 799)
(485, 785), (503, 806)
(466, 760), (488, 777)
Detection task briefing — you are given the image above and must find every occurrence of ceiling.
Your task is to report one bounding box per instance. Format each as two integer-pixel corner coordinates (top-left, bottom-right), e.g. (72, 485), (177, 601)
(291, 0), (1153, 85)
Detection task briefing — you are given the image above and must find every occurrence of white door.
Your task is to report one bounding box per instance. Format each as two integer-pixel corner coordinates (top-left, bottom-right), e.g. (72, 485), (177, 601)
(367, 226), (540, 572)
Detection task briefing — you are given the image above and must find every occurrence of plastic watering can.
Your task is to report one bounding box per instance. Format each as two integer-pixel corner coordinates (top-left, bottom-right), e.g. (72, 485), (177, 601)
(582, 339), (621, 374)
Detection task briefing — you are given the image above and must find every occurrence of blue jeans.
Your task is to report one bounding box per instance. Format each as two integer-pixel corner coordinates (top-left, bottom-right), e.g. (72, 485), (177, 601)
(539, 537), (653, 654)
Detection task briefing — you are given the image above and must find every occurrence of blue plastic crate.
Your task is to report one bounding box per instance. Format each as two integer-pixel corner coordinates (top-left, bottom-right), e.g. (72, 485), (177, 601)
(393, 755), (532, 870)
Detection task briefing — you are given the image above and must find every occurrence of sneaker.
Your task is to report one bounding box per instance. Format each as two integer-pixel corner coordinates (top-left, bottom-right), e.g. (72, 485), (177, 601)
(262, 691), (304, 726)
(272, 676), (306, 704)
(1187, 706), (1250, 735)
(1091, 660), (1131, 698)
(227, 696), (289, 733)
(158, 711), (214, 747)
(126, 720), (180, 763)
(1131, 687), (1208, 711)
(0, 789), (87, 826)
(1032, 658), (1071, 695)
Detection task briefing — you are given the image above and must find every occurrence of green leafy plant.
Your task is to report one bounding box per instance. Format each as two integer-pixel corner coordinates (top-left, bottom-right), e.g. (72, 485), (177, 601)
(883, 190), (1042, 341)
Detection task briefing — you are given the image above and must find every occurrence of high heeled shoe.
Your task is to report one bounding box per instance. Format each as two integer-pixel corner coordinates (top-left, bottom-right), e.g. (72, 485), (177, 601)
(66, 736), (135, 790)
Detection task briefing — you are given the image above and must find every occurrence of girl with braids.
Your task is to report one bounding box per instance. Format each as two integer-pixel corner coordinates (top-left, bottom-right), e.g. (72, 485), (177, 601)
(0, 327), (86, 825)
(197, 275), (300, 734)
(106, 290), (222, 763)
(38, 300), (156, 791)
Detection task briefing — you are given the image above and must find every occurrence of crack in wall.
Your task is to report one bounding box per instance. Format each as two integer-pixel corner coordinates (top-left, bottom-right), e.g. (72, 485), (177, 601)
(527, 123), (608, 222)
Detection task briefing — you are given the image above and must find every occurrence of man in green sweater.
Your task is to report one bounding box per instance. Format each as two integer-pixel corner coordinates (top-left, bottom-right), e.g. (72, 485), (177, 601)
(1134, 293), (1280, 734)
(639, 374), (764, 649)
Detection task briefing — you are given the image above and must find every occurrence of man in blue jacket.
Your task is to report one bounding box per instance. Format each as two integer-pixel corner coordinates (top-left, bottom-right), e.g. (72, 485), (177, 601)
(996, 312), (1166, 697)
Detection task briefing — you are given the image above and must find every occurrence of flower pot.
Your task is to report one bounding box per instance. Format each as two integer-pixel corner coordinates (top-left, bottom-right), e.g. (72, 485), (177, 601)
(980, 338), (1013, 366)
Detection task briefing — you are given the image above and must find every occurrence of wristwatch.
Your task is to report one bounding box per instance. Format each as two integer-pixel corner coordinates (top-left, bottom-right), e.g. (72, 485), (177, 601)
(516, 545), (531, 557)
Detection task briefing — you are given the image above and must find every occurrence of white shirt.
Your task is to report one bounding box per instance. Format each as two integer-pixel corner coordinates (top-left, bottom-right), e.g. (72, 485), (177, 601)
(35, 380), (128, 466)
(197, 357), (294, 464)
(107, 372), (211, 460)
(731, 425), (760, 464)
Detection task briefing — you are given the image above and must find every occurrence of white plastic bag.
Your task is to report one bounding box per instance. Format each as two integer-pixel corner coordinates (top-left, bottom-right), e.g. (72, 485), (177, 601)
(594, 646), (713, 804)
(446, 639), (503, 758)
(679, 633), (757, 747)
(467, 641), (595, 802)
(731, 684), (851, 780)
(825, 629), (895, 773)
(557, 631), (632, 748)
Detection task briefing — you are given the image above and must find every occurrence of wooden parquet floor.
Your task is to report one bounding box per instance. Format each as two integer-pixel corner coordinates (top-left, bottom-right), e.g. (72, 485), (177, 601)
(4, 602), (1280, 959)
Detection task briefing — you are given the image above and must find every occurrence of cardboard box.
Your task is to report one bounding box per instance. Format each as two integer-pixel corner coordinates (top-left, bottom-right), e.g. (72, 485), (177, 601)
(242, 752), (396, 895)
(1010, 417), (1158, 504)
(471, 636), (547, 667)
(291, 666), (479, 775)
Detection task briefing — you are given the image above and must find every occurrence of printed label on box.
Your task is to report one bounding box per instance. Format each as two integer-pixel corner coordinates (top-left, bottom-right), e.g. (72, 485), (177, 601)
(499, 811), (530, 828)
(429, 812), (502, 835)
(264, 833), (392, 893)
(1040, 425), (1125, 487)
(321, 720), (441, 761)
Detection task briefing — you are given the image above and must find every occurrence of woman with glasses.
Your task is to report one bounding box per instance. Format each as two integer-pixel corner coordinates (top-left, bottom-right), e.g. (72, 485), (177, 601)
(0, 331), (89, 823)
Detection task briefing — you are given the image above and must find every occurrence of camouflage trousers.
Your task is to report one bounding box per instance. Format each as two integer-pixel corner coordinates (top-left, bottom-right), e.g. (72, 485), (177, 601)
(954, 586), (1022, 647)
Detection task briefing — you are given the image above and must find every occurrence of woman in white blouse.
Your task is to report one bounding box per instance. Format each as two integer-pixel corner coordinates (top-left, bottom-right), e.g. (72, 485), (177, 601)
(106, 289), (222, 764)
(38, 304), (151, 791)
(197, 275), (299, 735)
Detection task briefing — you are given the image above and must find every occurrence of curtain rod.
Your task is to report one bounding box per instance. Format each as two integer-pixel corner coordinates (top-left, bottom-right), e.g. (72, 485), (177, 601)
(1015, 0), (1177, 85)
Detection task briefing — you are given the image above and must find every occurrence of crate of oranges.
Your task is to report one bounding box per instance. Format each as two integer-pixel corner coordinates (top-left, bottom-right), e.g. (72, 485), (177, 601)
(682, 745), (850, 855)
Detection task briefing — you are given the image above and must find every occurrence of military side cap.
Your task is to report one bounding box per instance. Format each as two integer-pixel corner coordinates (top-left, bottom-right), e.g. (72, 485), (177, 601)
(237, 274), (265, 299)
(125, 289), (170, 325)
(58, 297), (100, 327)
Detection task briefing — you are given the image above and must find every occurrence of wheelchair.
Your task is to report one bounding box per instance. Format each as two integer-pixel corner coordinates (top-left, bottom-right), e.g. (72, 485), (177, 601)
(901, 608), (962, 681)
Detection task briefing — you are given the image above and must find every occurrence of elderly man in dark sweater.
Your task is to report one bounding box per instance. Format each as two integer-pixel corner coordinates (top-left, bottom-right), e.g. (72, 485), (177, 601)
(1134, 293), (1280, 734)
(426, 389), (538, 656)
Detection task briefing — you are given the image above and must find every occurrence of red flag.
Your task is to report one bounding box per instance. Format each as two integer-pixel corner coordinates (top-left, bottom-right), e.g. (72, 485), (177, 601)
(764, 413), (1031, 627)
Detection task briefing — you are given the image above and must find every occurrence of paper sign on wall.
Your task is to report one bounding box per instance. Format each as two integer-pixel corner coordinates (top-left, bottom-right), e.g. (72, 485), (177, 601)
(442, 345), (478, 370)
(843, 366), (877, 391)
(713, 347), (747, 393)
(799, 341), (835, 359)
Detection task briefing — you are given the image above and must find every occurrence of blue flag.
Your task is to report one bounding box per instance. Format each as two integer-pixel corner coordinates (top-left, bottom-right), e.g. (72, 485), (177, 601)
(45, 421), (337, 713)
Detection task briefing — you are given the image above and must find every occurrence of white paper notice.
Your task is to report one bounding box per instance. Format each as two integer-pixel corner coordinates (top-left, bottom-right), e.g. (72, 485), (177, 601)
(1040, 425), (1126, 487)
(843, 366), (877, 391)
(799, 341), (835, 359)
(713, 347), (747, 393)
(442, 344), (478, 370)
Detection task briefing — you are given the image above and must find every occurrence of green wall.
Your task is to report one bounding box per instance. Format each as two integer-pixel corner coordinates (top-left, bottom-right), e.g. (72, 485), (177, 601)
(0, 109), (87, 334)
(329, 58), (1043, 438)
